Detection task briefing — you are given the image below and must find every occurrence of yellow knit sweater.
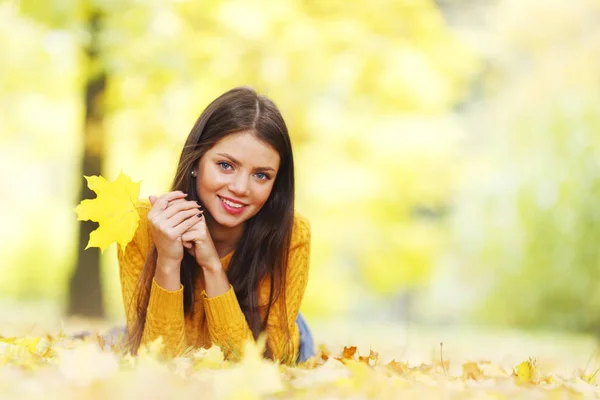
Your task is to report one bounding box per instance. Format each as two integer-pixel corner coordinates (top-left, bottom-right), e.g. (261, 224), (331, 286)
(117, 199), (311, 364)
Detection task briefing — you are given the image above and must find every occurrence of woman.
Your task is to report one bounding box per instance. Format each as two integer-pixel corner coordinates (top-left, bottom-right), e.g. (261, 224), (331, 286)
(117, 87), (314, 365)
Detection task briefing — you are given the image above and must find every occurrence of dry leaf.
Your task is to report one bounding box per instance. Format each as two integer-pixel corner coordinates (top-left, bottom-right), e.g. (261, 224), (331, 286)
(0, 331), (596, 398)
(358, 348), (378, 366)
(341, 346), (357, 360)
(462, 361), (485, 381)
(319, 344), (330, 361)
(513, 357), (537, 384)
(388, 360), (410, 375)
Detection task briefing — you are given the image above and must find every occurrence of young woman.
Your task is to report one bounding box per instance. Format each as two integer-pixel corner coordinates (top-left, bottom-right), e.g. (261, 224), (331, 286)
(117, 87), (314, 365)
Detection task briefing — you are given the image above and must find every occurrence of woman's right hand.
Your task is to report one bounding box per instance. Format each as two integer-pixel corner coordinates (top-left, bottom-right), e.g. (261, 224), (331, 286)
(147, 191), (203, 264)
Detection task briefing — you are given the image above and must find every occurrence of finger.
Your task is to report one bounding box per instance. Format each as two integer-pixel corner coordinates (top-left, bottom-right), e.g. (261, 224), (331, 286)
(181, 230), (196, 243)
(149, 195), (158, 205)
(153, 191), (187, 212)
(169, 207), (203, 227)
(183, 241), (193, 249)
(180, 217), (206, 241)
(164, 200), (202, 220)
(181, 231), (206, 244)
(149, 206), (200, 235)
(173, 213), (204, 236)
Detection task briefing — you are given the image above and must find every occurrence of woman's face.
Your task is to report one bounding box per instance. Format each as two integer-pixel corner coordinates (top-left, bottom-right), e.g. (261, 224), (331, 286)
(195, 131), (280, 229)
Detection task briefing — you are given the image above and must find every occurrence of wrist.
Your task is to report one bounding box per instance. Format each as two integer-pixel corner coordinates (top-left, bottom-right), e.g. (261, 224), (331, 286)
(200, 258), (223, 274)
(202, 264), (230, 298)
(154, 257), (182, 292)
(156, 255), (181, 273)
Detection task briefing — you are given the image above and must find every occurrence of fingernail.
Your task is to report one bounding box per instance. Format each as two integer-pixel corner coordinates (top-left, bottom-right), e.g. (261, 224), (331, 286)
(197, 213), (203, 218)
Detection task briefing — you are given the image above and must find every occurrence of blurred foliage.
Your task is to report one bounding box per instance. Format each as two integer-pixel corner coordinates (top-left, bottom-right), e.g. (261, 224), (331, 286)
(4, 0), (600, 334)
(0, 0), (478, 320)
(453, 0), (600, 333)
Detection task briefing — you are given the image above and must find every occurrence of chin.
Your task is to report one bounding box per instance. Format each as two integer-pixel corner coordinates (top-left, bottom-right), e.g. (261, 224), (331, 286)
(218, 218), (243, 228)
(211, 210), (248, 228)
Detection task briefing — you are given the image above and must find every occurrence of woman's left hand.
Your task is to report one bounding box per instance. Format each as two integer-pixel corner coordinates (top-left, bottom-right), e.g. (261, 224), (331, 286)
(181, 214), (222, 272)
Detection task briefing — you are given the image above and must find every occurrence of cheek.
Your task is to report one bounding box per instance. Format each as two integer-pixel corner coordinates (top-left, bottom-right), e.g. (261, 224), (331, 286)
(197, 167), (227, 194)
(196, 179), (216, 206)
(253, 183), (275, 207)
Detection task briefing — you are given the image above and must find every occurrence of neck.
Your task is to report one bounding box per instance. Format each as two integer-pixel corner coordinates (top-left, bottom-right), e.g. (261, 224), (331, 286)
(205, 214), (245, 259)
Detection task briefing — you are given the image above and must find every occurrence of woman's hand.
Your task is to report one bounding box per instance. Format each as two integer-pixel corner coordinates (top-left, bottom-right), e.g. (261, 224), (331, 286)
(180, 213), (222, 273)
(180, 215), (230, 297)
(147, 191), (203, 264)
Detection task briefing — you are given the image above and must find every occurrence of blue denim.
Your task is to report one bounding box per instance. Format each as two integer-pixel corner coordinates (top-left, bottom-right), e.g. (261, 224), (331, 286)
(296, 312), (315, 363)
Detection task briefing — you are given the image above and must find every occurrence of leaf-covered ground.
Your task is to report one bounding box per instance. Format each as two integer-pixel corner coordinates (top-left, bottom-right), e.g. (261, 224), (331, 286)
(1, 318), (599, 399)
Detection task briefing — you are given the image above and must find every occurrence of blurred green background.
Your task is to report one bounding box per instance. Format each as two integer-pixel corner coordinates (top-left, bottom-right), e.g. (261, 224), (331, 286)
(2, 0), (600, 347)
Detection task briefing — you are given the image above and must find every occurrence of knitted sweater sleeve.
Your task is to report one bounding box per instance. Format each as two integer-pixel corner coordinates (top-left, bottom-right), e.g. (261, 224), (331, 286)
(202, 214), (311, 364)
(116, 200), (187, 358)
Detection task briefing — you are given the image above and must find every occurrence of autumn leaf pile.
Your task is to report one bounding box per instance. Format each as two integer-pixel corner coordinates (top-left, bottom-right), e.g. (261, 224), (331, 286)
(1, 332), (600, 399)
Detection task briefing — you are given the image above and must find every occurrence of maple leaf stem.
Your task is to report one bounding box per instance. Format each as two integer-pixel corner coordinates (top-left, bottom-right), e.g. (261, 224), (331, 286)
(588, 366), (600, 383)
(584, 346), (597, 374)
(440, 342), (448, 377)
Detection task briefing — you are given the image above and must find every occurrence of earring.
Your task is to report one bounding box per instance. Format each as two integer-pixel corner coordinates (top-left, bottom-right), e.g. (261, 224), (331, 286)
(191, 170), (197, 178)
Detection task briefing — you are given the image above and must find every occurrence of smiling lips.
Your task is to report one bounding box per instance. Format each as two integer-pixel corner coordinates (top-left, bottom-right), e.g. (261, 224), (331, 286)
(218, 195), (247, 215)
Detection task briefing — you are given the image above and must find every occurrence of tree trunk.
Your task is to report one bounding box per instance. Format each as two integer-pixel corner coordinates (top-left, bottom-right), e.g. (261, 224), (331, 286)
(68, 11), (106, 318)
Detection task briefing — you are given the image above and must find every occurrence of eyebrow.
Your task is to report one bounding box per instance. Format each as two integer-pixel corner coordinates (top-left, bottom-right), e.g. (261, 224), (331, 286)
(216, 152), (277, 172)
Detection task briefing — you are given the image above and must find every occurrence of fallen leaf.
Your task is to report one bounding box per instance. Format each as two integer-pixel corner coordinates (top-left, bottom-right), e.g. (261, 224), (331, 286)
(462, 361), (485, 381)
(513, 357), (537, 384)
(192, 345), (225, 369)
(358, 348), (378, 366)
(341, 346), (357, 360)
(319, 344), (330, 361)
(387, 360), (409, 375)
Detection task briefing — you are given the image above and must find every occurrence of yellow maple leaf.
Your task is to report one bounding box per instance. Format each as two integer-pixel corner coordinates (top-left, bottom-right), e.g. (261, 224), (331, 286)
(387, 360), (409, 375)
(75, 171), (141, 252)
(513, 357), (537, 384)
(462, 361), (485, 381)
(192, 345), (225, 369)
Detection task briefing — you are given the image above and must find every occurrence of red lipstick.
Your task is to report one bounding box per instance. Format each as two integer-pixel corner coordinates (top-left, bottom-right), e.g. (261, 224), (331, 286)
(218, 195), (247, 215)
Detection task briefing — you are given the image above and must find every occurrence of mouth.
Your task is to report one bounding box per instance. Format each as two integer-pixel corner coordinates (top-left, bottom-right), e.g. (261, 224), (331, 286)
(218, 195), (247, 215)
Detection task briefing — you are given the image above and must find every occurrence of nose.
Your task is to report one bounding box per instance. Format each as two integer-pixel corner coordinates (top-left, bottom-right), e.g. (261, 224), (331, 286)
(228, 173), (250, 197)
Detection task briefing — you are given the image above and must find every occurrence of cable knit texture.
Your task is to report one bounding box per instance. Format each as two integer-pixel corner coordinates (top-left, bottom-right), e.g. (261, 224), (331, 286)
(117, 199), (311, 364)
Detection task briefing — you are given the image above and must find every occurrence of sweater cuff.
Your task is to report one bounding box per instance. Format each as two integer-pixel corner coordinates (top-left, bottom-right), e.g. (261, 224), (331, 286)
(148, 278), (184, 320)
(203, 285), (244, 327)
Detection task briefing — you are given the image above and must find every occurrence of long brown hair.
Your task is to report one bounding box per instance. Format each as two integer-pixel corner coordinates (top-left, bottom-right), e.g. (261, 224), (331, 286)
(127, 87), (295, 360)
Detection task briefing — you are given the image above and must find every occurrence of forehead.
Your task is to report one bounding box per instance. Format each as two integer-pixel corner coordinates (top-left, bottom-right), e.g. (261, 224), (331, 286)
(209, 131), (280, 168)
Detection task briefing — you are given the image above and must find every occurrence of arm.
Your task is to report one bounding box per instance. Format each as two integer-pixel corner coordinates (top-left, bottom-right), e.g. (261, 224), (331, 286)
(117, 201), (187, 358)
(202, 215), (311, 364)
(261, 223), (310, 364)
(201, 263), (254, 361)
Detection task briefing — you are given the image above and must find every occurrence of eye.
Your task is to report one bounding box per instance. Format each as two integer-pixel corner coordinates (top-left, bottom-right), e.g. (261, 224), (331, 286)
(217, 161), (233, 171)
(254, 172), (271, 181)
